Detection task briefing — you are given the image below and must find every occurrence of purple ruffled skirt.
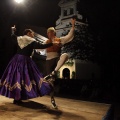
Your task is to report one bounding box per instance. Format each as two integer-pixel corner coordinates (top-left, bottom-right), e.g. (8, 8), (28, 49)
(0, 54), (52, 100)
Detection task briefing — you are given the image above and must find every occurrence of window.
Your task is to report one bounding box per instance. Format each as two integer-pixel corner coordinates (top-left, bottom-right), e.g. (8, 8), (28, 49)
(70, 8), (74, 14)
(64, 10), (67, 16)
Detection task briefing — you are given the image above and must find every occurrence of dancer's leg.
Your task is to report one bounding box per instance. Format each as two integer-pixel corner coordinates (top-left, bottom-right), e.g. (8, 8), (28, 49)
(45, 58), (59, 109)
(52, 53), (69, 75)
(50, 85), (57, 109)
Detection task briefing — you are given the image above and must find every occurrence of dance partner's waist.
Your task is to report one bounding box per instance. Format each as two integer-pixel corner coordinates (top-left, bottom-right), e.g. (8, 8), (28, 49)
(46, 52), (60, 60)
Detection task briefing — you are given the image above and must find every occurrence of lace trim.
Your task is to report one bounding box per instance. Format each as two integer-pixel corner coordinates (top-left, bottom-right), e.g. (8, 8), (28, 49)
(0, 78), (48, 92)
(17, 35), (36, 49)
(38, 78), (50, 89)
(0, 80), (21, 91)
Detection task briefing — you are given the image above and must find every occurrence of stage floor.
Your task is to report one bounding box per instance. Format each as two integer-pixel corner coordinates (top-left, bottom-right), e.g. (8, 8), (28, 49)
(0, 95), (110, 120)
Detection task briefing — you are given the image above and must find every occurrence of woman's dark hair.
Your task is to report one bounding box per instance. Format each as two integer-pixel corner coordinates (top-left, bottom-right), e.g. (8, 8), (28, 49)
(23, 29), (33, 35)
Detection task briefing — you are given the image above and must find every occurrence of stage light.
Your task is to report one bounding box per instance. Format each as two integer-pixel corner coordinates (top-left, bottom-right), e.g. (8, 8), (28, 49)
(14, 0), (24, 4)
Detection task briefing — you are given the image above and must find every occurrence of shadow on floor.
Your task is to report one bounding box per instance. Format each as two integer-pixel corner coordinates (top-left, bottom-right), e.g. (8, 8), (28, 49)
(17, 100), (63, 119)
(0, 100), (86, 120)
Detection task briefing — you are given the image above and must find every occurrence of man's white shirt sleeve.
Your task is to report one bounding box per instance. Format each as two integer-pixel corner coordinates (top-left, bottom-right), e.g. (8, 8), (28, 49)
(60, 27), (74, 45)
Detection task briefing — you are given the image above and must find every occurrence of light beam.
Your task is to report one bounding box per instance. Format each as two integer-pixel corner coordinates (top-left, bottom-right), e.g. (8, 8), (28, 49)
(14, 0), (24, 4)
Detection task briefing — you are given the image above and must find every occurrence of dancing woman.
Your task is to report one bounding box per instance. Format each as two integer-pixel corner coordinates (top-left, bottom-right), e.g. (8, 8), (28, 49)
(0, 26), (59, 104)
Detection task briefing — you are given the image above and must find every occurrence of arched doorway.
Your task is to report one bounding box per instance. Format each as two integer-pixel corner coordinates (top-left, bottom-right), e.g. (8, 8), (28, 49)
(62, 68), (70, 79)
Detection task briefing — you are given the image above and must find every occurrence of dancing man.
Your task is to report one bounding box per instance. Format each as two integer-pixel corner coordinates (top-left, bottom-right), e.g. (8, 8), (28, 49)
(44, 18), (76, 108)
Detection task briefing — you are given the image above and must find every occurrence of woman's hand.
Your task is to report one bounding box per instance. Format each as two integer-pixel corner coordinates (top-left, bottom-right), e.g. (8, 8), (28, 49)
(11, 25), (16, 32)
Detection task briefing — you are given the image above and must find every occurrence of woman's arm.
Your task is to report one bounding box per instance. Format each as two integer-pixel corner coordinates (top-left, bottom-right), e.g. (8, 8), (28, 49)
(11, 25), (17, 43)
(32, 41), (53, 49)
(32, 39), (61, 49)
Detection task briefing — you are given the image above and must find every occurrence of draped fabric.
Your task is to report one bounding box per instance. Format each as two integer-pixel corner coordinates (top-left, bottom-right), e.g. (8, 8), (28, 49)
(0, 54), (53, 100)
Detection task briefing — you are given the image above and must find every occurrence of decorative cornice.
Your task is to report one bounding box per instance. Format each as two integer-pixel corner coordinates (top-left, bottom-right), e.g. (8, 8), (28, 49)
(58, 0), (78, 7)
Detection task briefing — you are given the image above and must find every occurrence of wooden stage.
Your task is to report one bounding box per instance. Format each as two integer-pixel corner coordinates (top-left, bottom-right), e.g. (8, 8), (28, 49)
(0, 95), (110, 120)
